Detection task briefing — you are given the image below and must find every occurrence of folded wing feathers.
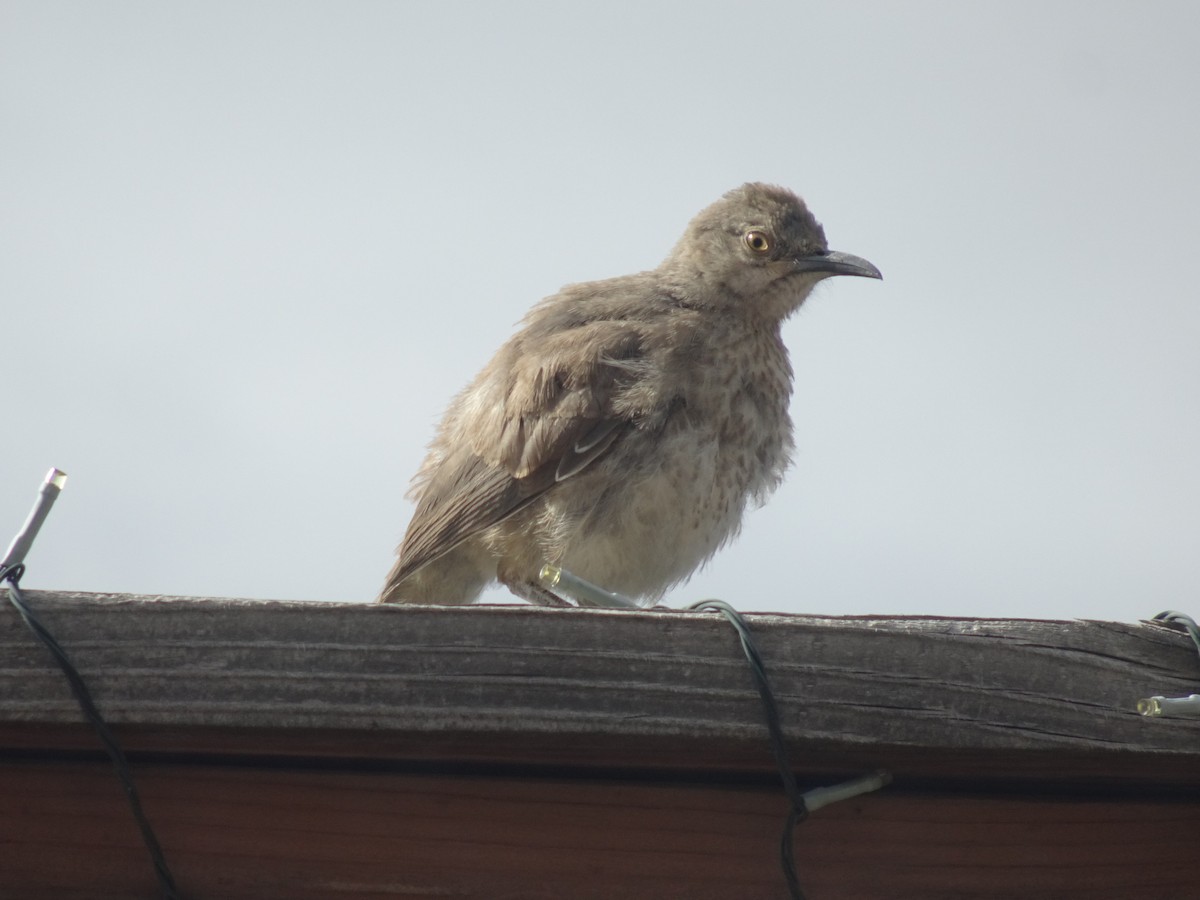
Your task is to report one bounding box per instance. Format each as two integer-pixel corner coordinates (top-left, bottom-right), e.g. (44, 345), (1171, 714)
(392, 327), (643, 584)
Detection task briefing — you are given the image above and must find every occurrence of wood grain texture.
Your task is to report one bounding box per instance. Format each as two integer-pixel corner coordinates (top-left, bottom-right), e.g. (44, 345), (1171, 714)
(2, 592), (1199, 782)
(3, 593), (1199, 897)
(2, 759), (1197, 899)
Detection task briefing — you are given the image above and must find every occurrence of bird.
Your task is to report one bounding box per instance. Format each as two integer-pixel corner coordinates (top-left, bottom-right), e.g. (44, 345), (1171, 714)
(380, 183), (881, 606)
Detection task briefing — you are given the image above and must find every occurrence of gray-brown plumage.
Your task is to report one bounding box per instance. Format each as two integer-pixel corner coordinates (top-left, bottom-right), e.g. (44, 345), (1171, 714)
(380, 183), (881, 605)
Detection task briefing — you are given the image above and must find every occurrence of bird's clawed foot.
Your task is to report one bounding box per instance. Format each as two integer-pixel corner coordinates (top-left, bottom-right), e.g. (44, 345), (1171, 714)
(502, 578), (574, 607)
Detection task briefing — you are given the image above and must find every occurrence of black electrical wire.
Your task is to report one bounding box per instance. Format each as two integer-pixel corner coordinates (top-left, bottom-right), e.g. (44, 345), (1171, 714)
(689, 599), (808, 900)
(1153, 610), (1200, 661)
(2, 563), (179, 900)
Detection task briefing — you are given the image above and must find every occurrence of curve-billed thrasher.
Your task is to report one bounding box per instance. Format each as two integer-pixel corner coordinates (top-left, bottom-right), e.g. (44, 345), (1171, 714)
(380, 183), (881, 606)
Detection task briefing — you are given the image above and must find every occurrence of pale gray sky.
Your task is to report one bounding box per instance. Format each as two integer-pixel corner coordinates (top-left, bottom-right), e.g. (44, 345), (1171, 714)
(3, 2), (1197, 621)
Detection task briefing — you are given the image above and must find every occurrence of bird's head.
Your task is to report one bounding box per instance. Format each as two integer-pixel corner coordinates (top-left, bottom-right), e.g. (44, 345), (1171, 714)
(663, 182), (881, 320)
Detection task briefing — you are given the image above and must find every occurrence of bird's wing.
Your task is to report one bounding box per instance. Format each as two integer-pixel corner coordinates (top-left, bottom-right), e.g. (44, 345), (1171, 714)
(387, 325), (642, 586)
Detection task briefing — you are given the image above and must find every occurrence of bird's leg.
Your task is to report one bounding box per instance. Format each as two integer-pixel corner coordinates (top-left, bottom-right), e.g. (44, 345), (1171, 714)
(501, 576), (575, 607)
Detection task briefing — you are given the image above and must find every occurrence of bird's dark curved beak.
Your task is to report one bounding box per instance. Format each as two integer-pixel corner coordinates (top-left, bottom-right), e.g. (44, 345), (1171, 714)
(794, 250), (882, 280)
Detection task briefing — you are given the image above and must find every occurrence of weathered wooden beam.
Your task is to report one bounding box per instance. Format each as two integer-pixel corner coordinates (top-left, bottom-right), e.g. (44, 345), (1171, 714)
(2, 591), (1198, 783)
(4, 592), (1199, 898)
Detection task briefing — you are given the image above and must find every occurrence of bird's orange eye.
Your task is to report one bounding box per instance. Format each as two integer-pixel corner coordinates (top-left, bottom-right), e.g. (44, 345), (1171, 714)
(744, 230), (771, 254)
